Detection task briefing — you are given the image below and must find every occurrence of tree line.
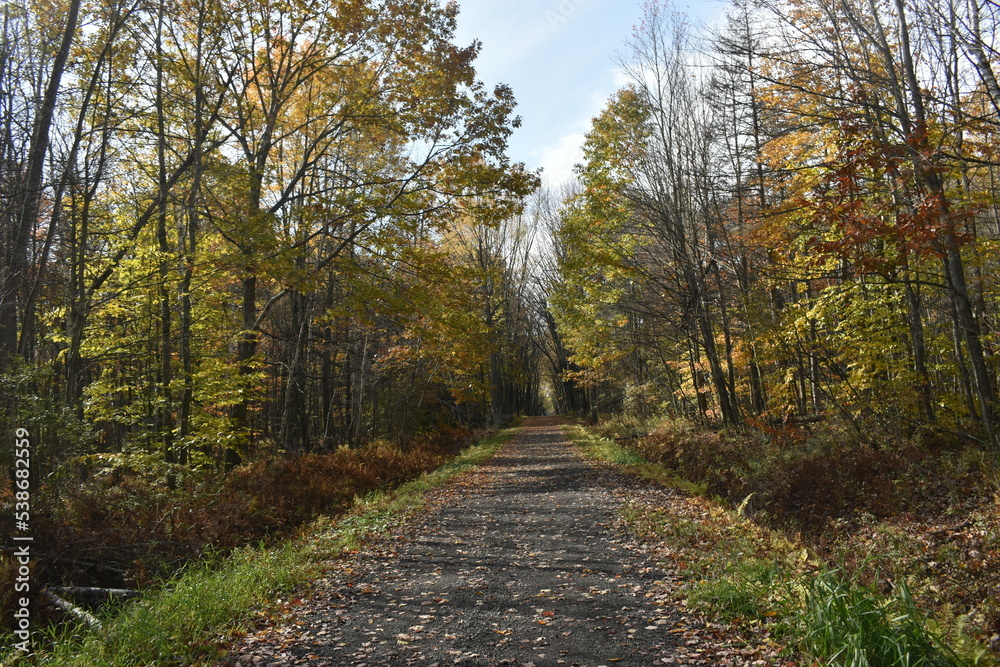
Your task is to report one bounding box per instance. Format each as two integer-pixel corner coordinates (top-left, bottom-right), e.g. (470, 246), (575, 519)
(8, 0), (997, 479)
(0, 0), (545, 479)
(548, 0), (1000, 447)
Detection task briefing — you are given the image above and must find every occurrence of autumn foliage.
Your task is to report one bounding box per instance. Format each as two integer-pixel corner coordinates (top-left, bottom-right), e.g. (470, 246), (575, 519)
(549, 0), (1000, 446)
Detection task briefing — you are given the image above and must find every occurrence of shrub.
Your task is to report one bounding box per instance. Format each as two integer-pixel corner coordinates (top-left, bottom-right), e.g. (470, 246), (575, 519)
(1, 424), (472, 632)
(629, 421), (970, 535)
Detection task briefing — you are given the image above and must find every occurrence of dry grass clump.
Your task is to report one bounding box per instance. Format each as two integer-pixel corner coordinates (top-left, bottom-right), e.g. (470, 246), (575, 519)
(604, 415), (1000, 655)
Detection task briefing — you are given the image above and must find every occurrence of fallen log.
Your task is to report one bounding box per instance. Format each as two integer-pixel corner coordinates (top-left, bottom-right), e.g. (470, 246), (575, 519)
(42, 589), (102, 630)
(49, 586), (139, 601)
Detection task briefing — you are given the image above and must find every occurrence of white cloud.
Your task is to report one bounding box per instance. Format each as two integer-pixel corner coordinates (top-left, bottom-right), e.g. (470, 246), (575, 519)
(454, 2), (659, 191)
(534, 131), (585, 189)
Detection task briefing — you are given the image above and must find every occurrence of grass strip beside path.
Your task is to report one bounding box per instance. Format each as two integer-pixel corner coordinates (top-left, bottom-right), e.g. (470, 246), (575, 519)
(9, 427), (517, 667)
(564, 422), (984, 667)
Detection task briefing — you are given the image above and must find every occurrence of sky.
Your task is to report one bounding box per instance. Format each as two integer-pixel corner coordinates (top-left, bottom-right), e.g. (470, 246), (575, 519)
(452, 0), (727, 190)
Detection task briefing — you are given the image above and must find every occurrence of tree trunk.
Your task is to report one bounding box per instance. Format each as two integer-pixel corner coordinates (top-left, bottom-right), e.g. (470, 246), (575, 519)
(903, 272), (935, 423)
(155, 4), (174, 468)
(1, 0), (81, 369)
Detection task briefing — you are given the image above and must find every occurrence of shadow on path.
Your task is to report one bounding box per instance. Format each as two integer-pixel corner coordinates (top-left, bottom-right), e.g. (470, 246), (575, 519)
(224, 417), (685, 666)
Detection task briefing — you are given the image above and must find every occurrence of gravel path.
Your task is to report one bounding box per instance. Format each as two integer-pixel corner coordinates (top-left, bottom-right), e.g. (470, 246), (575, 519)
(222, 417), (725, 666)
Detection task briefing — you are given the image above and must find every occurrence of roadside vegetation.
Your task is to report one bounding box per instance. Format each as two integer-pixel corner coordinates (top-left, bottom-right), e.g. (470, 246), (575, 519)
(566, 421), (999, 666)
(0, 428), (516, 665)
(5, 0), (1000, 661)
(1, 0), (544, 649)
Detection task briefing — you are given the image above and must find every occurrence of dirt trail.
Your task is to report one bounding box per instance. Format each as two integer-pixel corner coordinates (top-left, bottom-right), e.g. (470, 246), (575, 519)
(223, 417), (713, 666)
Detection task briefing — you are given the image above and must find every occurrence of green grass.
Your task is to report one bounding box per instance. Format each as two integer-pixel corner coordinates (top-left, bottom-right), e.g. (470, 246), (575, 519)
(626, 500), (796, 627)
(34, 545), (304, 666)
(800, 568), (963, 667)
(688, 558), (784, 622)
(2, 427), (516, 666)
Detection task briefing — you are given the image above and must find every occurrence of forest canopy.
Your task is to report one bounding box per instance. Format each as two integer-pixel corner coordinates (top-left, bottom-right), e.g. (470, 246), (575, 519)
(548, 0), (1000, 448)
(0, 0), (540, 471)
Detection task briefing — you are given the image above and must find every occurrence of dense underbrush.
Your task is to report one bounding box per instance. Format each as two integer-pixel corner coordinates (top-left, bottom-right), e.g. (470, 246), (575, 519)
(0, 424), (473, 635)
(587, 415), (1000, 664)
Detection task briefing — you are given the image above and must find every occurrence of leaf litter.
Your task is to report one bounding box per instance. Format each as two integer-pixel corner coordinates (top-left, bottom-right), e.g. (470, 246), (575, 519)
(219, 417), (785, 666)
